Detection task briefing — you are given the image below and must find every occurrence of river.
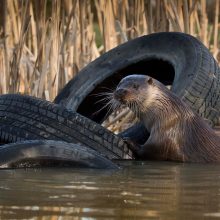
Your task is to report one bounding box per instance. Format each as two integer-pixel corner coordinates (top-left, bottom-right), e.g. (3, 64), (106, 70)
(0, 160), (220, 219)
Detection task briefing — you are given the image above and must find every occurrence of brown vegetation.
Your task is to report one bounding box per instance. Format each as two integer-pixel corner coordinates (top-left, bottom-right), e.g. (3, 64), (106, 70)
(0, 0), (219, 101)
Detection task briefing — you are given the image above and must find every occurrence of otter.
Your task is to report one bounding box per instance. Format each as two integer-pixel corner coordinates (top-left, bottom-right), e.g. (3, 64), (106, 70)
(113, 74), (220, 163)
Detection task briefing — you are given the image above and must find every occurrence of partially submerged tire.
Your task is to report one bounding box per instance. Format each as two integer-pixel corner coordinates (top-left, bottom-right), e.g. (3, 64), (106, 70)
(54, 32), (220, 126)
(0, 140), (119, 169)
(0, 94), (133, 160)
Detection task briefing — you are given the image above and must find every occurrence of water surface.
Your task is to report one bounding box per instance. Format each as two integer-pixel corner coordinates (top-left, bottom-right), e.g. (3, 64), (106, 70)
(0, 161), (220, 219)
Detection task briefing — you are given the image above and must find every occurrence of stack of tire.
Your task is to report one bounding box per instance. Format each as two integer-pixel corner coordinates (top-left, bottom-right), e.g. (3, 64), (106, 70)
(0, 32), (219, 169)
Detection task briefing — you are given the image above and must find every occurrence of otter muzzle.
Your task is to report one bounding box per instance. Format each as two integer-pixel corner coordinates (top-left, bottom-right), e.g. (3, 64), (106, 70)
(113, 88), (128, 103)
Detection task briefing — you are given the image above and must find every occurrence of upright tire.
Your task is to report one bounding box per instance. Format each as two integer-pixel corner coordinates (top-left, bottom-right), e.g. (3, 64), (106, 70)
(55, 32), (220, 126)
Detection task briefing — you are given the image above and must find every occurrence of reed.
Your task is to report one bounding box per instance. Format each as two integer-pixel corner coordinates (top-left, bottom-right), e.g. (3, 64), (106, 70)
(0, 0), (219, 101)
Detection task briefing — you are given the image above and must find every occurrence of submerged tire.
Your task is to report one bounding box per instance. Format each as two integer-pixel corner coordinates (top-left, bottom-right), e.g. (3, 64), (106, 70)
(55, 32), (220, 126)
(0, 94), (133, 160)
(0, 140), (119, 169)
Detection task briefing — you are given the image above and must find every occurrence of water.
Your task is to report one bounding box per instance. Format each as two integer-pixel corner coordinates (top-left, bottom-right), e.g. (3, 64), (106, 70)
(0, 161), (220, 219)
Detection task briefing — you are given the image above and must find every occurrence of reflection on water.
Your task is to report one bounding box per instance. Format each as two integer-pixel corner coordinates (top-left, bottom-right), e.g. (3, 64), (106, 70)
(0, 161), (220, 219)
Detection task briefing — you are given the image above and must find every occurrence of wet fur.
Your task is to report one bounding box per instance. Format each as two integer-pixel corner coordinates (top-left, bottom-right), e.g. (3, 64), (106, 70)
(113, 75), (220, 163)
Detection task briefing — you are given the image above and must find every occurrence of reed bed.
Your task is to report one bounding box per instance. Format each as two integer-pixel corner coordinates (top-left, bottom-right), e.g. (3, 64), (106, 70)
(0, 0), (219, 101)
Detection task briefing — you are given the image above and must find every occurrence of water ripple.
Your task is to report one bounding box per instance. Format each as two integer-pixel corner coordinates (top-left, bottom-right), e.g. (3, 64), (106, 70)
(0, 161), (220, 219)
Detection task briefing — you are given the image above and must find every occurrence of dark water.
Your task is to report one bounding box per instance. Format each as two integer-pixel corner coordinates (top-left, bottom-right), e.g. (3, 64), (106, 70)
(0, 161), (220, 220)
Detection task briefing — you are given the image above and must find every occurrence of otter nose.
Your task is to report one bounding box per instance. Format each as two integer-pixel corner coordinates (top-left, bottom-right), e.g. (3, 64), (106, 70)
(114, 88), (127, 102)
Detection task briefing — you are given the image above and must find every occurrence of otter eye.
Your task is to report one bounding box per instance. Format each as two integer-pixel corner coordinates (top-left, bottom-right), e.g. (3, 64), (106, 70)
(133, 84), (139, 89)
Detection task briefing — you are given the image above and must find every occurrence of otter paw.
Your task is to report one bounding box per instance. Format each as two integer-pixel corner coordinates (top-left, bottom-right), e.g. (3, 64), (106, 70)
(122, 137), (141, 158)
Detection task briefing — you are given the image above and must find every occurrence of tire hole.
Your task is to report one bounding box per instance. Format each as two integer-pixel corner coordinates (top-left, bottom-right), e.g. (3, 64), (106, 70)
(78, 59), (175, 123)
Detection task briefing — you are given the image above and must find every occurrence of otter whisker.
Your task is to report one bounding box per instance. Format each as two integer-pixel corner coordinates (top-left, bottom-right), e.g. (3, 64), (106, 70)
(127, 102), (133, 112)
(137, 99), (146, 112)
(134, 100), (141, 119)
(101, 98), (122, 122)
(132, 101), (137, 114)
(104, 103), (115, 121)
(112, 100), (121, 112)
(99, 86), (114, 92)
(134, 100), (141, 118)
(92, 99), (114, 116)
(92, 92), (113, 98)
(94, 95), (113, 105)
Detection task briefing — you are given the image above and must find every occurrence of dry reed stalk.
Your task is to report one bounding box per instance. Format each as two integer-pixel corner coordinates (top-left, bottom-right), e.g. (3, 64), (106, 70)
(59, 1), (76, 90)
(0, 0), (9, 94)
(115, 20), (128, 42)
(155, 0), (161, 31)
(166, 1), (183, 32)
(213, 0), (219, 57)
(37, 35), (52, 98)
(8, 1), (20, 44)
(104, 108), (131, 128)
(48, 0), (61, 100)
(0, 51), (5, 94)
(189, 0), (195, 35)
(200, 0), (208, 46)
(183, 0), (190, 33)
(146, 0), (154, 33)
(97, 0), (118, 51)
(9, 0), (31, 93)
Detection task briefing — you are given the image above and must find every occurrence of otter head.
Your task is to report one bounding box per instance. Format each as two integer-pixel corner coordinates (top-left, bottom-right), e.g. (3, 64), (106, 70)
(113, 75), (156, 112)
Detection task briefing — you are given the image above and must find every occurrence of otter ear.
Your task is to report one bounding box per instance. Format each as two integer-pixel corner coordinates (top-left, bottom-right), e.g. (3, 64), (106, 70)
(147, 77), (154, 85)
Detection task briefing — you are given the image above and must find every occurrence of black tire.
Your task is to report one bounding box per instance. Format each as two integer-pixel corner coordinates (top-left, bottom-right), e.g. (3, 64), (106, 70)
(54, 32), (220, 126)
(0, 94), (133, 160)
(0, 140), (119, 169)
